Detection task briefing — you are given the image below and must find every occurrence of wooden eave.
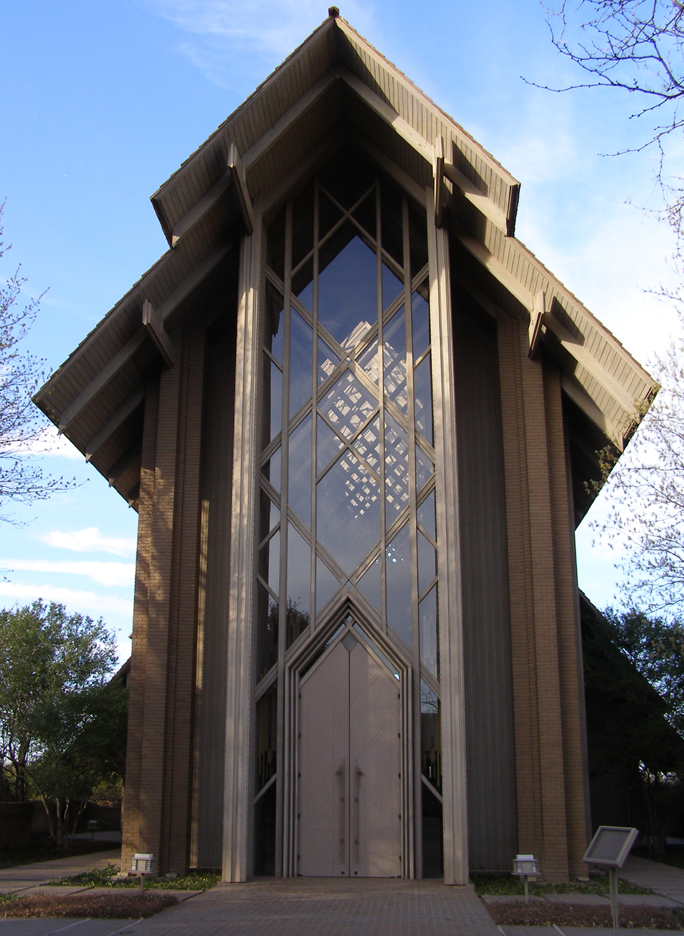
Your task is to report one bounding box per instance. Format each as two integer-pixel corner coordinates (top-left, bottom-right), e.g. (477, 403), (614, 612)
(34, 11), (656, 520)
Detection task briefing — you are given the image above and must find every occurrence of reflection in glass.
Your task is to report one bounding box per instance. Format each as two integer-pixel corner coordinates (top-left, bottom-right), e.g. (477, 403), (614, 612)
(259, 529), (280, 596)
(419, 585), (439, 677)
(352, 417), (380, 472)
(317, 415), (344, 473)
(380, 180), (403, 269)
(316, 557), (340, 613)
(259, 488), (280, 539)
(357, 555), (381, 614)
(418, 530), (436, 597)
(319, 230), (376, 347)
(256, 581), (278, 682)
(254, 780), (276, 876)
(289, 311), (313, 418)
(383, 307), (407, 412)
(317, 452), (380, 575)
(420, 681), (441, 791)
(417, 490), (436, 542)
(293, 258), (313, 309)
(414, 353), (433, 446)
(256, 682), (277, 789)
(318, 339), (340, 384)
(412, 287), (430, 360)
(382, 262), (403, 311)
(322, 370), (376, 442)
(263, 355), (282, 444)
(385, 414), (409, 525)
(386, 525), (411, 647)
(286, 524), (311, 646)
(288, 416), (311, 527)
(422, 783), (443, 878)
(416, 445), (434, 491)
(264, 281), (284, 362)
(262, 447), (281, 494)
(358, 339), (380, 384)
(352, 191), (376, 240)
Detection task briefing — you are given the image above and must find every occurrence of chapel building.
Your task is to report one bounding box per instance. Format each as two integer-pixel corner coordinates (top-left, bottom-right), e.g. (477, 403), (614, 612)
(35, 11), (657, 885)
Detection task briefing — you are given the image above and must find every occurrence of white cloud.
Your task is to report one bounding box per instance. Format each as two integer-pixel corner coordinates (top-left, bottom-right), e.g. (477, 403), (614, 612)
(42, 527), (137, 557)
(1, 559), (134, 587)
(4, 426), (82, 460)
(0, 582), (132, 618)
(141, 0), (374, 87)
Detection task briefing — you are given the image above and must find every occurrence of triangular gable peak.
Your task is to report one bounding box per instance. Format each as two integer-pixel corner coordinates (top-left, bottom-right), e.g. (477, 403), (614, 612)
(34, 10), (656, 518)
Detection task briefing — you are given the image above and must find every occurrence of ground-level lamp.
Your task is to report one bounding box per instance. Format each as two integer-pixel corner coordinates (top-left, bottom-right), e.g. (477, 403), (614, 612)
(512, 854), (538, 902)
(583, 825), (639, 936)
(129, 853), (157, 893)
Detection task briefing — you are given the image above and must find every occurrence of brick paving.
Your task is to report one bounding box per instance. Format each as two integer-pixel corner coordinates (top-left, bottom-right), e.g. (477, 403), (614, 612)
(621, 855), (684, 905)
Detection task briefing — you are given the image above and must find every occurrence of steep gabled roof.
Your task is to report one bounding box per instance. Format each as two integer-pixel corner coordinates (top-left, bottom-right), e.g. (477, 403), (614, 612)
(34, 10), (657, 518)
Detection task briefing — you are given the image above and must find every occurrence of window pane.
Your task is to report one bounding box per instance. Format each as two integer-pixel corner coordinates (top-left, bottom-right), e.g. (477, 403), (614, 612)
(319, 189), (343, 240)
(352, 190), (376, 240)
(318, 338), (340, 384)
(292, 180), (314, 270)
(293, 258), (313, 310)
(319, 227), (376, 348)
(288, 415), (311, 527)
(352, 416), (381, 473)
(321, 369), (376, 442)
(357, 554), (381, 614)
(262, 446), (281, 493)
(266, 205), (285, 282)
(418, 530), (436, 597)
(384, 307), (407, 412)
(262, 354), (282, 446)
(421, 681), (441, 791)
(422, 783), (443, 878)
(382, 262), (403, 311)
(258, 489), (280, 541)
(264, 281), (284, 362)
(317, 415), (344, 473)
(289, 310), (313, 418)
(316, 557), (340, 614)
(286, 524), (311, 646)
(419, 585), (439, 677)
(411, 286), (430, 360)
(380, 181), (403, 269)
(414, 353), (433, 446)
(416, 445), (434, 491)
(386, 524), (411, 647)
(385, 413), (409, 525)
(258, 529), (280, 596)
(417, 490), (436, 542)
(256, 581), (278, 682)
(256, 682), (278, 790)
(409, 199), (428, 280)
(358, 338), (380, 385)
(317, 452), (380, 575)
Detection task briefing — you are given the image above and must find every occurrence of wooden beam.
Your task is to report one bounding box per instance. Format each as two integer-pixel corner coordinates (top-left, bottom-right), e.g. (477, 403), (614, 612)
(228, 142), (254, 235)
(561, 375), (624, 451)
(158, 243), (233, 323)
(85, 386), (145, 462)
(443, 159), (509, 235)
(143, 300), (174, 368)
(107, 441), (142, 487)
(528, 290), (546, 359)
(171, 174), (232, 248)
(434, 135), (445, 228)
(339, 68), (435, 166)
(59, 329), (147, 432)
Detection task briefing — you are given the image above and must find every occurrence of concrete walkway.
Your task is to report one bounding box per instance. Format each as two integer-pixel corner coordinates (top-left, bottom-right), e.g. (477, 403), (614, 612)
(621, 853), (684, 904)
(0, 851), (120, 895)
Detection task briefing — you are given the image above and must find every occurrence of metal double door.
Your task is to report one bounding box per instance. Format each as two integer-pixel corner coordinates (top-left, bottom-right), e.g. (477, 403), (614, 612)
(298, 630), (402, 877)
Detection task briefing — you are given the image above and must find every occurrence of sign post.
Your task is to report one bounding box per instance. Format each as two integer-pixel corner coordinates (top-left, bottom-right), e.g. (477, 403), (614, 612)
(583, 826), (638, 936)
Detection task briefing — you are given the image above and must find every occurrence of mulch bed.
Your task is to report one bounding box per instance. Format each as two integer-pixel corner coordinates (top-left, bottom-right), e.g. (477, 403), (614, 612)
(0, 892), (179, 919)
(486, 900), (684, 929)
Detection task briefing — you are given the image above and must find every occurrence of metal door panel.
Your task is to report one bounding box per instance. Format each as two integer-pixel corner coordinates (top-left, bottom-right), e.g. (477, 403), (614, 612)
(298, 641), (350, 876)
(349, 642), (402, 877)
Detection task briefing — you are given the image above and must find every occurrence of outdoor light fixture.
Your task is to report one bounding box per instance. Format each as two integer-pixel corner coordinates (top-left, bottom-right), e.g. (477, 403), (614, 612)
(512, 854), (538, 902)
(129, 853), (157, 893)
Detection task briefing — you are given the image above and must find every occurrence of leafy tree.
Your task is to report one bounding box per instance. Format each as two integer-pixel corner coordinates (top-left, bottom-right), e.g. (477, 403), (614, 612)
(0, 202), (74, 522)
(0, 601), (127, 847)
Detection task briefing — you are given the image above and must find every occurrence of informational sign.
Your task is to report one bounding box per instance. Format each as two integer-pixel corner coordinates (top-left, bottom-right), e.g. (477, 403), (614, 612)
(583, 826), (639, 869)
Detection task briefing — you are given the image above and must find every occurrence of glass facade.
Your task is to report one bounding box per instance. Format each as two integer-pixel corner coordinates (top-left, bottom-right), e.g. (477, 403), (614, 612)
(254, 150), (443, 876)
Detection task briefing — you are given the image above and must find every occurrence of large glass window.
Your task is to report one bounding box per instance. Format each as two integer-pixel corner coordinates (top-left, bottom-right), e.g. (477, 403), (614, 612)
(254, 149), (442, 873)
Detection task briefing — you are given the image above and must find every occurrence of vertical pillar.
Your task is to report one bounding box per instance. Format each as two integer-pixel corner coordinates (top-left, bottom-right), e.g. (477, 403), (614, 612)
(222, 200), (263, 882)
(427, 194), (468, 885)
(497, 313), (570, 881)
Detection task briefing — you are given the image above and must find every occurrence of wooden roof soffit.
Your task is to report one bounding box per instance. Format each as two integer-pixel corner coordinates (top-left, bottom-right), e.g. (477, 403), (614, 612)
(107, 441), (141, 488)
(228, 142), (254, 235)
(434, 136), (445, 229)
(85, 386), (145, 462)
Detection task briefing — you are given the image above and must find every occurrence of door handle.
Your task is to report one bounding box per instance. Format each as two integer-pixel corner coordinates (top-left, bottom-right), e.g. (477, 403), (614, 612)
(353, 763), (363, 866)
(336, 760), (346, 864)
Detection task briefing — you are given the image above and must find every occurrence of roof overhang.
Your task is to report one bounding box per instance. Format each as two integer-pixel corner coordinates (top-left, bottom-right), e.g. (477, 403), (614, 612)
(34, 11), (657, 522)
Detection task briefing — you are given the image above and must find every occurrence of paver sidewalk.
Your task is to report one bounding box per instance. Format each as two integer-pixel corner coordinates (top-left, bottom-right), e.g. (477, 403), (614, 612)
(0, 851), (120, 895)
(621, 854), (684, 905)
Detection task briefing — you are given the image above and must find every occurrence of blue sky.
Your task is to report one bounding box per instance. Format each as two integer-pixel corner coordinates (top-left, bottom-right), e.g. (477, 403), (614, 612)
(1, 0), (680, 661)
